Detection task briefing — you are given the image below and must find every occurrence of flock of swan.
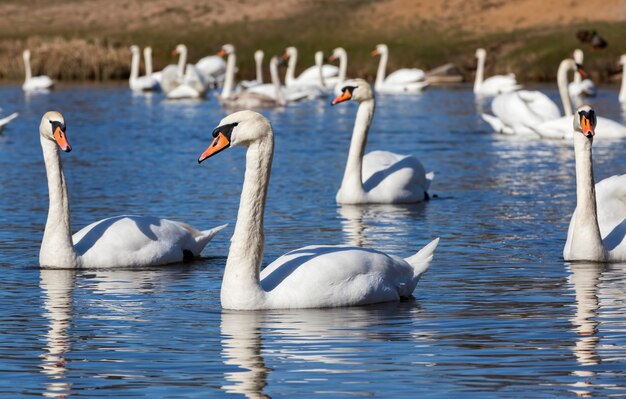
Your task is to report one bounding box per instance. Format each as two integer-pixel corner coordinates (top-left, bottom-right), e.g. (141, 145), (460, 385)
(5, 43), (626, 311)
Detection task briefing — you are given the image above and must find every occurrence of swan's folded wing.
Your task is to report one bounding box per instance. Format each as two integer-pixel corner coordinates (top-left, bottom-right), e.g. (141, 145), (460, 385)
(596, 175), (626, 238)
(384, 68), (425, 84)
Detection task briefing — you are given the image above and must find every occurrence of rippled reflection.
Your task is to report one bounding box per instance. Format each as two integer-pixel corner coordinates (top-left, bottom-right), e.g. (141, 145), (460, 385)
(40, 269), (75, 398)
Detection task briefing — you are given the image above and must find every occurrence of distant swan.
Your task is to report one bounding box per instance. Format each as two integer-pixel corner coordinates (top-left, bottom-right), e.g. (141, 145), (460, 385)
(372, 44), (428, 93)
(0, 112), (18, 134)
(198, 110), (439, 310)
(283, 46), (338, 88)
(160, 44), (208, 99)
(563, 105), (626, 262)
(331, 79), (432, 204)
(38, 111), (225, 268)
(473, 48), (520, 96)
(22, 50), (54, 92)
(568, 49), (596, 98)
(328, 47), (348, 96)
(129, 45), (159, 92)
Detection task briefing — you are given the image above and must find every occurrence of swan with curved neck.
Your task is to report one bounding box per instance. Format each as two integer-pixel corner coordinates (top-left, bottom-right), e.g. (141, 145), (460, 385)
(564, 105), (626, 262)
(129, 45), (159, 92)
(38, 111), (225, 268)
(198, 110), (439, 310)
(328, 47), (348, 96)
(160, 44), (208, 99)
(22, 50), (54, 92)
(221, 54), (286, 108)
(330, 79), (432, 204)
(371, 44), (428, 93)
(569, 49), (596, 98)
(282, 46), (338, 89)
(473, 48), (520, 96)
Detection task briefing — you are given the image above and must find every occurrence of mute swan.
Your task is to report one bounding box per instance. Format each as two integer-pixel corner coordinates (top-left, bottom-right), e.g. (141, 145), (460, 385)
(240, 50), (264, 90)
(160, 44), (208, 99)
(220, 49), (286, 108)
(563, 105), (626, 262)
(196, 49), (227, 87)
(330, 79), (432, 204)
(283, 46), (339, 88)
(198, 110), (439, 310)
(22, 50), (54, 92)
(328, 47), (348, 96)
(371, 44), (428, 94)
(568, 49), (596, 98)
(245, 56), (310, 104)
(0, 112), (18, 134)
(619, 55), (626, 104)
(38, 111), (226, 268)
(473, 48), (520, 96)
(129, 46), (159, 92)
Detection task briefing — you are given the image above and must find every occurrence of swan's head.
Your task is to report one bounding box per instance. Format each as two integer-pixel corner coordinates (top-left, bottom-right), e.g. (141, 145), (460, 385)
(574, 105), (596, 139)
(475, 48), (486, 58)
(23, 49), (31, 60)
(198, 110), (272, 163)
(144, 46), (152, 56)
(560, 58), (589, 78)
(331, 78), (373, 105)
(129, 45), (140, 54)
(40, 111), (71, 152)
(282, 47), (297, 61)
(315, 51), (326, 66)
(371, 44), (387, 57)
(328, 47), (345, 63)
(218, 44), (235, 57)
(254, 50), (264, 62)
(173, 44), (187, 55)
(573, 49), (584, 64)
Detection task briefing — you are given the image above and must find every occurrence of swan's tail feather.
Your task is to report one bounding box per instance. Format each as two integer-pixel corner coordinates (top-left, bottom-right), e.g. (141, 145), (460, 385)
(405, 237), (439, 278)
(0, 112), (18, 127)
(424, 171), (434, 192)
(196, 223), (228, 249)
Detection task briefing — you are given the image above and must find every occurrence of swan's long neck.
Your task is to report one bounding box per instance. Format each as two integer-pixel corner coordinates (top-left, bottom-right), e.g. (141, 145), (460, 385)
(144, 48), (153, 76)
(573, 50), (583, 84)
(221, 51), (237, 99)
(557, 60), (574, 116)
(270, 58), (285, 106)
(316, 54), (325, 88)
(474, 53), (485, 93)
(24, 53), (32, 82)
(619, 58), (626, 103)
(285, 50), (297, 87)
(337, 50), (347, 84)
(375, 51), (388, 89)
(130, 50), (140, 82)
(340, 99), (375, 197)
(255, 52), (264, 84)
(221, 134), (274, 309)
(39, 137), (78, 268)
(568, 133), (606, 261)
(177, 47), (187, 77)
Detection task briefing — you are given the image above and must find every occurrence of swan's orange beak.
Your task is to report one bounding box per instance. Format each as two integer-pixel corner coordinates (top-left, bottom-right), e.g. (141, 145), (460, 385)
(371, 49), (380, 57)
(281, 53), (289, 60)
(580, 115), (595, 138)
(198, 132), (230, 163)
(576, 64), (589, 79)
(217, 49), (226, 57)
(172, 49), (178, 56)
(53, 126), (71, 152)
(331, 90), (352, 106)
(328, 54), (336, 62)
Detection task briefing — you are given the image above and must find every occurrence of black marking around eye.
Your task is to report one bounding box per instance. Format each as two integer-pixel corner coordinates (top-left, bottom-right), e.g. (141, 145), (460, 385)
(578, 109), (596, 125)
(50, 120), (66, 132)
(211, 122), (238, 139)
(341, 85), (356, 95)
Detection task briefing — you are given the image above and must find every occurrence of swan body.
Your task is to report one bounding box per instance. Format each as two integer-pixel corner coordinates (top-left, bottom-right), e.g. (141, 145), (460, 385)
(22, 50), (54, 92)
(0, 112), (18, 134)
(129, 46), (159, 92)
(331, 79), (432, 204)
(568, 49), (596, 98)
(563, 106), (626, 262)
(198, 110), (439, 310)
(38, 111), (225, 268)
(195, 53), (227, 87)
(160, 44), (208, 99)
(372, 44), (428, 93)
(619, 55), (626, 104)
(473, 48), (520, 96)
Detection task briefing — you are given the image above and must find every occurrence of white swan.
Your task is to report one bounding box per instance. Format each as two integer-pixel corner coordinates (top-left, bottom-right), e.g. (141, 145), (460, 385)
(22, 50), (54, 92)
(240, 50), (264, 90)
(330, 79), (432, 204)
(196, 49), (227, 88)
(328, 47), (348, 96)
(128, 46), (159, 92)
(568, 49), (596, 98)
(0, 112), (18, 134)
(563, 105), (626, 262)
(371, 44), (428, 94)
(220, 48), (286, 108)
(38, 111), (225, 268)
(197, 110), (439, 310)
(283, 46), (339, 88)
(143, 46), (163, 88)
(246, 56), (310, 104)
(473, 48), (520, 96)
(619, 55), (626, 104)
(160, 44), (208, 99)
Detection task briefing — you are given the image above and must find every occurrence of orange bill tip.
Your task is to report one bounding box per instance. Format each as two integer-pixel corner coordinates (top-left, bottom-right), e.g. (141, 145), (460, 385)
(53, 126), (71, 152)
(371, 49), (380, 56)
(217, 49), (226, 57)
(198, 132), (230, 163)
(331, 90), (352, 106)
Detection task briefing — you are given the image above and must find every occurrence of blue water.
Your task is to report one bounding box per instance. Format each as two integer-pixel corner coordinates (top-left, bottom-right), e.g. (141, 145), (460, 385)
(1, 83), (625, 398)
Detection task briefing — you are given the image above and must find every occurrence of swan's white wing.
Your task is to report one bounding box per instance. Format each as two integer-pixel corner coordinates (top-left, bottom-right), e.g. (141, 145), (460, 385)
(596, 117), (626, 139)
(596, 175), (626, 260)
(23, 75), (54, 91)
(159, 64), (180, 94)
(532, 116), (570, 139)
(569, 79), (596, 97)
(480, 74), (520, 95)
(515, 91), (561, 120)
(481, 113), (514, 134)
(361, 150), (429, 203)
(183, 64), (208, 93)
(260, 245), (426, 308)
(73, 215), (224, 268)
(376, 81), (428, 94)
(384, 68), (425, 84)
(295, 64), (339, 84)
(0, 112), (18, 132)
(490, 91), (555, 135)
(195, 55), (226, 80)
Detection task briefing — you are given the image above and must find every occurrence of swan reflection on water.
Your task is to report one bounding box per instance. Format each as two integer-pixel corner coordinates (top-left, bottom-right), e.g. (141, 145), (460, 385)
(220, 302), (434, 398)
